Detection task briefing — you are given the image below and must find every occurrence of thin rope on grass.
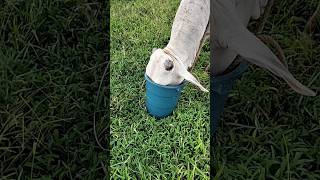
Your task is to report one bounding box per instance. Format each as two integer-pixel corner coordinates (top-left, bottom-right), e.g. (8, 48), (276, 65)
(256, 0), (275, 34)
(257, 34), (287, 68)
(304, 2), (320, 34)
(255, 1), (287, 69)
(94, 65), (108, 151)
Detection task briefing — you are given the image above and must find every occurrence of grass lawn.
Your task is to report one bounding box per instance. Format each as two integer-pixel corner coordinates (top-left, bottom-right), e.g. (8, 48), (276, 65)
(214, 0), (320, 179)
(110, 0), (210, 178)
(111, 0), (319, 179)
(0, 1), (107, 179)
(1, 0), (317, 179)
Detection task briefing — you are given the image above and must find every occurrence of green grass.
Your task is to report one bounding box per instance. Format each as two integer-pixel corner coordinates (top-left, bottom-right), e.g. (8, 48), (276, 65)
(1, 0), (318, 179)
(111, 0), (319, 179)
(0, 1), (107, 179)
(110, 0), (210, 179)
(214, 0), (320, 179)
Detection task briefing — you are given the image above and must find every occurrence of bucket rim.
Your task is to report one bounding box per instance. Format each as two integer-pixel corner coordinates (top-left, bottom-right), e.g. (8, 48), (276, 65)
(211, 62), (248, 82)
(144, 73), (186, 89)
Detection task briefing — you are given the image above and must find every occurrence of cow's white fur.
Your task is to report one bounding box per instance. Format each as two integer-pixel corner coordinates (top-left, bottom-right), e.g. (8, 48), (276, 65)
(146, 0), (316, 96)
(146, 0), (210, 92)
(211, 0), (315, 96)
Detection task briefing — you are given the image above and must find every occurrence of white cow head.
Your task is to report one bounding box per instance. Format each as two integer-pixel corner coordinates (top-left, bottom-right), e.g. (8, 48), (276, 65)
(146, 48), (208, 92)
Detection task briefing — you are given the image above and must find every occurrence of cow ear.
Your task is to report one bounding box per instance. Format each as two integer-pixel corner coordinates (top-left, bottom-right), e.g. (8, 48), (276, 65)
(152, 48), (157, 53)
(176, 62), (209, 92)
(182, 70), (209, 92)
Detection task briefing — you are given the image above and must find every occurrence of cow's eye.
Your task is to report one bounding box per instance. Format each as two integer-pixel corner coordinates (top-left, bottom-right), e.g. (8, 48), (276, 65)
(164, 59), (174, 71)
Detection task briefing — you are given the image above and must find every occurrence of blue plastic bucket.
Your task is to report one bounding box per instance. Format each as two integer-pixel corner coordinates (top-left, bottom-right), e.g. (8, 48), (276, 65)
(211, 62), (248, 137)
(145, 73), (186, 119)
